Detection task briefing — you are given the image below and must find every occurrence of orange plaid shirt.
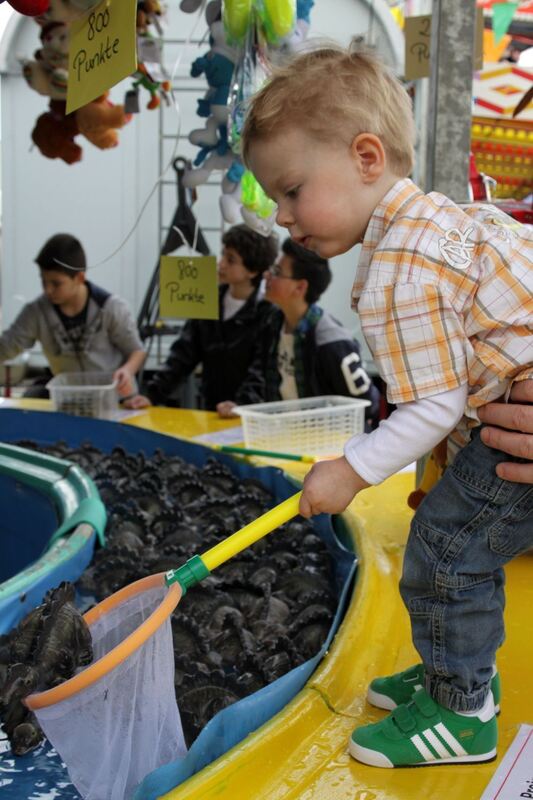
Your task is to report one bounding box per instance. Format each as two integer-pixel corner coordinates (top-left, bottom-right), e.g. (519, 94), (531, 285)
(352, 179), (533, 441)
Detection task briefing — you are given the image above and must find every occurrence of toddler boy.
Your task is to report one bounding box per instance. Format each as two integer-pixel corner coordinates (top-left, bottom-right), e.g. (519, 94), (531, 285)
(242, 46), (533, 767)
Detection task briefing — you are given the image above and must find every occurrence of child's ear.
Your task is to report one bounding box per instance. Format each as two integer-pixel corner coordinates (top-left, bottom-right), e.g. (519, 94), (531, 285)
(350, 134), (386, 182)
(296, 278), (308, 299)
(75, 271), (86, 285)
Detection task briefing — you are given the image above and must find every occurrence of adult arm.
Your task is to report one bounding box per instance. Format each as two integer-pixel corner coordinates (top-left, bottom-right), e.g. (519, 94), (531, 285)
(478, 379), (533, 483)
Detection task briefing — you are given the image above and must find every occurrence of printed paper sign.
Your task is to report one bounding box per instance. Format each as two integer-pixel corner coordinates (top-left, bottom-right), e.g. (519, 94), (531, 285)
(66, 0), (137, 114)
(159, 255), (219, 320)
(480, 724), (533, 800)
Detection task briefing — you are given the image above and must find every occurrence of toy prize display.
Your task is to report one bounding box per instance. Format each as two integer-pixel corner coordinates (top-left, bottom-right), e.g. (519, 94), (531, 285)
(19, 0), (169, 162)
(181, 0), (314, 234)
(472, 62), (533, 200)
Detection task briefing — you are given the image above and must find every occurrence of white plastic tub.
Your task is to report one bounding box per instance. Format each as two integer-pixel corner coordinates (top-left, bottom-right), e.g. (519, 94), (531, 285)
(47, 372), (119, 419)
(236, 396), (370, 456)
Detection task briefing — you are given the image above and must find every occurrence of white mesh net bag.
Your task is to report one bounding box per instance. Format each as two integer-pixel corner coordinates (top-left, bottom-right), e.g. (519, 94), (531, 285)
(25, 574), (186, 800)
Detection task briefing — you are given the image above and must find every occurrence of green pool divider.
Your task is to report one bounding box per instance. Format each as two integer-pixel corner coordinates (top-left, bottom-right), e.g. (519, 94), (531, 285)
(0, 443), (106, 632)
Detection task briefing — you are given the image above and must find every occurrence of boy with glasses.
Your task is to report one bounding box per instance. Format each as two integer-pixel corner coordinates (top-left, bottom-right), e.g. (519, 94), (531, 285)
(251, 238), (378, 424)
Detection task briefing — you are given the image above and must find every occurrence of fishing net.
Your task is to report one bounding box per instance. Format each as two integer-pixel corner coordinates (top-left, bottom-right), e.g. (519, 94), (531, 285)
(26, 574), (186, 800)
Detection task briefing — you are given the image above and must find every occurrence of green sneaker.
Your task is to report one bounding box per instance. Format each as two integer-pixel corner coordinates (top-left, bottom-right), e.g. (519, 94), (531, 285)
(367, 664), (501, 714)
(350, 688), (497, 768)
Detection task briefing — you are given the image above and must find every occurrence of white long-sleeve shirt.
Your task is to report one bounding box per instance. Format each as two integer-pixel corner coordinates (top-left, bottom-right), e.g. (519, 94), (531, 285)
(344, 384), (467, 485)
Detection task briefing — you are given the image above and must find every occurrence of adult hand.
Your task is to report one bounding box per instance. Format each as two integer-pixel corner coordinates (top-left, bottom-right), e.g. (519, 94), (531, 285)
(478, 379), (533, 483)
(122, 394), (152, 410)
(299, 456), (369, 518)
(216, 400), (238, 418)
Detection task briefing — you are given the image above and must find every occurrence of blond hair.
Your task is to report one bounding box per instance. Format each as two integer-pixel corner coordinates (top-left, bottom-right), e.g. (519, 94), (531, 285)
(241, 43), (415, 176)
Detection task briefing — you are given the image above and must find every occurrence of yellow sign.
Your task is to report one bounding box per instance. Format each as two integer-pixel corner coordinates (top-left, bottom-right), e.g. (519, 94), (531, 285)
(405, 14), (431, 80)
(66, 0), (137, 114)
(405, 9), (483, 80)
(159, 256), (219, 320)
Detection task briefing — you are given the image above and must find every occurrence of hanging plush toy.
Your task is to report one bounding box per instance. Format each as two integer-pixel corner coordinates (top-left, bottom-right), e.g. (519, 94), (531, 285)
(223, 0), (296, 45)
(75, 91), (131, 149)
(128, 62), (171, 110)
(1, 0), (49, 16)
(31, 99), (82, 163)
(136, 0), (163, 34)
(23, 21), (69, 99)
(282, 0), (314, 50)
(182, 17), (237, 186)
(181, 0), (311, 234)
(35, 0), (100, 24)
(23, 0), (132, 161)
(31, 92), (131, 162)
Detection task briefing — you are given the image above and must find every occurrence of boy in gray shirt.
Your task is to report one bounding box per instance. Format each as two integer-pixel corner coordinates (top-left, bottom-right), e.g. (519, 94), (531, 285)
(0, 234), (145, 397)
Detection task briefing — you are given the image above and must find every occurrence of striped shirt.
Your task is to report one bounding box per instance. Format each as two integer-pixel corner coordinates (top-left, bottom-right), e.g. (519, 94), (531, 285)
(351, 179), (533, 446)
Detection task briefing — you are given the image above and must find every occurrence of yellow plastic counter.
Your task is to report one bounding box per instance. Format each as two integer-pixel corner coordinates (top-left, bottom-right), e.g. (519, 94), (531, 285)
(124, 408), (533, 800)
(4, 402), (532, 800)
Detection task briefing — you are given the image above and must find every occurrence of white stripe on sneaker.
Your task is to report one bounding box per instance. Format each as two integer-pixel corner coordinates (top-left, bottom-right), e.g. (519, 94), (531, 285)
(422, 728), (452, 759)
(434, 722), (467, 756)
(410, 734), (435, 762)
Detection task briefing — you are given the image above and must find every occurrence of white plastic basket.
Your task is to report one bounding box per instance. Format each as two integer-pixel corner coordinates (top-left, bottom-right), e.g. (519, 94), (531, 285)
(47, 371), (119, 419)
(236, 395), (370, 456)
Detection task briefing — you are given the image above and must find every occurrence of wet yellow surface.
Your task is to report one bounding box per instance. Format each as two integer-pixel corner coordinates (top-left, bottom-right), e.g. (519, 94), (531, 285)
(124, 406), (241, 441)
(7, 403), (533, 799)
(122, 409), (533, 800)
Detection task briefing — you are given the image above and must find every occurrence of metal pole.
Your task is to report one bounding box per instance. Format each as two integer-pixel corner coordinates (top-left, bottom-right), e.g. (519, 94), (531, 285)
(425, 0), (477, 202)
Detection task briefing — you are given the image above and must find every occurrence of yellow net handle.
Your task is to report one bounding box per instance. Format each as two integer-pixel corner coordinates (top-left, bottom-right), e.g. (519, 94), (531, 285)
(203, 492), (302, 571)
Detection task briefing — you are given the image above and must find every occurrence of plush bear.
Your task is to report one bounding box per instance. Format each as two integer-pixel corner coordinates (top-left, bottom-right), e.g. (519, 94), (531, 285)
(31, 99), (82, 164)
(75, 92), (131, 149)
(23, 21), (69, 98)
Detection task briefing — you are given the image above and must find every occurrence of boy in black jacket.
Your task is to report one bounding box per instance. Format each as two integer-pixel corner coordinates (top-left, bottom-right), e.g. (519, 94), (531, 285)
(132, 225), (278, 411)
(218, 238), (380, 425)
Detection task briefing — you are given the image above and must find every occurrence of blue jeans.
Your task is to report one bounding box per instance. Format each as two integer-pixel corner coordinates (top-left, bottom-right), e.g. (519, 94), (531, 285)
(399, 427), (533, 712)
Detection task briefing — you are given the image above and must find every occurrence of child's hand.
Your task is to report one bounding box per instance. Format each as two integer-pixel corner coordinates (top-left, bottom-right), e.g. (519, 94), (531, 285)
(299, 456), (369, 518)
(123, 394), (151, 410)
(217, 400), (238, 418)
(113, 366), (134, 395)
